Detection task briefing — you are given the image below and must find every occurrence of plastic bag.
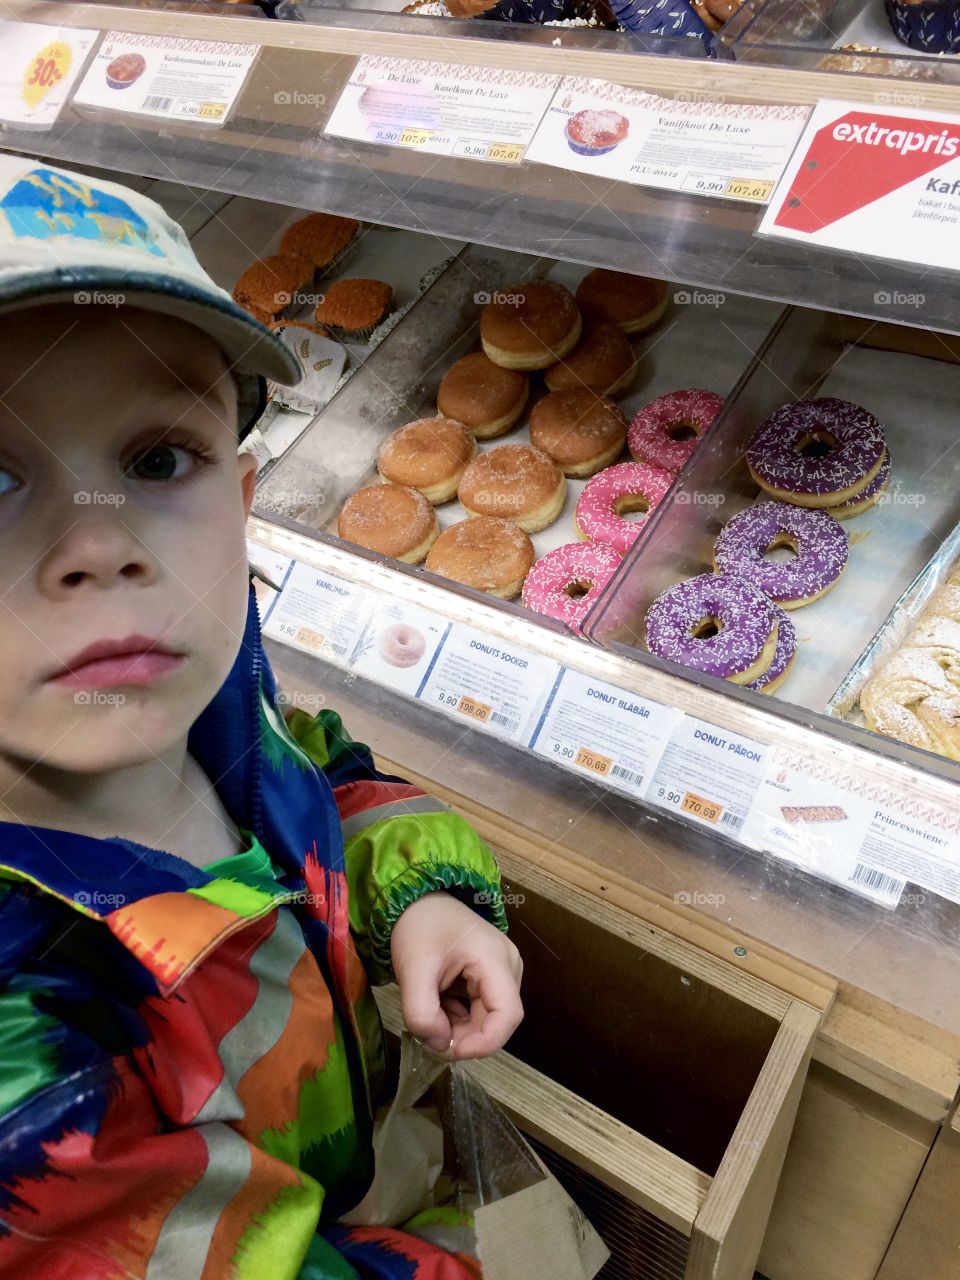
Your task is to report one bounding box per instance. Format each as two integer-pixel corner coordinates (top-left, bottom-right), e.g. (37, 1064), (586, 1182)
(341, 1034), (609, 1280)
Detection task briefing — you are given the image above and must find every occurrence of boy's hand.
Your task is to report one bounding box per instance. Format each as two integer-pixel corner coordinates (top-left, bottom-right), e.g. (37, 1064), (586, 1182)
(390, 891), (523, 1060)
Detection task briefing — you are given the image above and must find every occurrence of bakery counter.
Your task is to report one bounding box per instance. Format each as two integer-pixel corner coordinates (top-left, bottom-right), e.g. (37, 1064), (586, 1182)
(8, 0), (960, 336)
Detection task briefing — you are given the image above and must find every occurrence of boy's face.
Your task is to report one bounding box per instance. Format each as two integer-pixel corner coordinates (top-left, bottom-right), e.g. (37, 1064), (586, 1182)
(0, 303), (258, 775)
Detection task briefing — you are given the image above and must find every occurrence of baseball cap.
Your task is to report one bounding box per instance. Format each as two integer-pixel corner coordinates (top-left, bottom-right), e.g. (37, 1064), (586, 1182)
(0, 155), (301, 436)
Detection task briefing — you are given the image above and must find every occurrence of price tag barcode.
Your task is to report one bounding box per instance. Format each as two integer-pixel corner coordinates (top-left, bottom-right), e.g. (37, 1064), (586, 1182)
(849, 863), (906, 905)
(610, 763), (643, 789)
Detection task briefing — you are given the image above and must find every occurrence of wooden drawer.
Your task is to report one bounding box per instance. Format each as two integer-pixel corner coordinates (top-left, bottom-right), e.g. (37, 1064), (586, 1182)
(375, 854), (821, 1280)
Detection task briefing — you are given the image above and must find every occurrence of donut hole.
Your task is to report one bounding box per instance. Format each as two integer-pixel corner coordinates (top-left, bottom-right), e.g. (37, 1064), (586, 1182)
(613, 493), (651, 522)
(564, 578), (593, 600)
(690, 614), (723, 640)
(796, 430), (838, 460)
(763, 532), (799, 564)
(666, 418), (699, 442)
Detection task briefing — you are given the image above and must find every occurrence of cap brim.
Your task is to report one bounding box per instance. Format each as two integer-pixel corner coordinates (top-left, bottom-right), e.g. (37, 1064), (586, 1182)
(0, 265), (301, 388)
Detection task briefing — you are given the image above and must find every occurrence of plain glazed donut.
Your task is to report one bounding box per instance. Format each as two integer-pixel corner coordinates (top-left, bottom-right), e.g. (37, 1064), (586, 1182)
(529, 389), (627, 479)
(480, 281), (581, 371)
(458, 444), (567, 533)
(645, 574), (780, 685)
(575, 269), (669, 335)
(544, 321), (636, 399)
(628, 389), (724, 474)
(713, 501), (848, 608)
(376, 622), (427, 668)
(522, 542), (622, 633)
(425, 517), (534, 600)
(338, 484), (439, 564)
(746, 398), (887, 508)
(377, 417), (476, 504)
(436, 353), (528, 440)
(575, 461), (673, 555)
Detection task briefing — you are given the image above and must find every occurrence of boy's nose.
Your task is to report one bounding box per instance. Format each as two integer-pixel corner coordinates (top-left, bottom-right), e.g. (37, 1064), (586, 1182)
(39, 506), (156, 595)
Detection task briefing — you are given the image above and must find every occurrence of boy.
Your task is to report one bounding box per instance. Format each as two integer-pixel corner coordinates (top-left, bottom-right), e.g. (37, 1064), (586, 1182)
(0, 156), (523, 1278)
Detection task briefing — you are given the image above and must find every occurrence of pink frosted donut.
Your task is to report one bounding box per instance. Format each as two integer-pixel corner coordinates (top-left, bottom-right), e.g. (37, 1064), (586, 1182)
(522, 542), (621, 633)
(575, 461), (673, 555)
(376, 622), (426, 668)
(628, 389), (724, 473)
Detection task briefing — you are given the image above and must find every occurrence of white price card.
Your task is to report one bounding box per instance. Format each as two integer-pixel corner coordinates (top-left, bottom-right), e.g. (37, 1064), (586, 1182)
(72, 32), (258, 125)
(526, 76), (809, 203)
(647, 718), (767, 838)
(529, 667), (680, 797)
(417, 626), (559, 744)
(261, 561), (373, 668)
(325, 55), (559, 164)
(0, 21), (98, 128)
(350, 598), (450, 698)
(742, 748), (960, 909)
(760, 99), (960, 269)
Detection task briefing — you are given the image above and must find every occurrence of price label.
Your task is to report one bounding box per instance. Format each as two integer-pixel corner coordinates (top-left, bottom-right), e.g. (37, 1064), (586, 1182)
(0, 21), (97, 126)
(648, 717), (767, 838)
(72, 32), (259, 126)
(262, 561), (373, 668)
(325, 55), (558, 165)
(725, 177), (774, 202)
(681, 791), (722, 824)
(458, 695), (492, 723)
(683, 173), (727, 196)
(295, 626), (325, 652)
(574, 746), (613, 777)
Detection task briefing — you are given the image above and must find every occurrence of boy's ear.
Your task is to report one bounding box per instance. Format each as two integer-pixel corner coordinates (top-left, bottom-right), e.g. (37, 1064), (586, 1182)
(239, 451), (258, 516)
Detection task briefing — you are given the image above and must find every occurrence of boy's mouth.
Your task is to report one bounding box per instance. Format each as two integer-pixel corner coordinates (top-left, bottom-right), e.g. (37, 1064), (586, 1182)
(49, 635), (185, 690)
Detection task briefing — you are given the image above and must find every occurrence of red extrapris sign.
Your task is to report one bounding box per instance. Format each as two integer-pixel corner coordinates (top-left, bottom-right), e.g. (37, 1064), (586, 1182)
(759, 99), (960, 269)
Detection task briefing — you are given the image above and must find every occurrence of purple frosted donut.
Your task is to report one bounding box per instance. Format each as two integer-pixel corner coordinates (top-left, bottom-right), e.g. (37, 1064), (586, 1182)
(628, 389), (724, 474)
(713, 501), (848, 608)
(828, 448), (892, 518)
(645, 574), (779, 684)
(522, 542), (621, 633)
(746, 607), (796, 692)
(746, 398), (886, 507)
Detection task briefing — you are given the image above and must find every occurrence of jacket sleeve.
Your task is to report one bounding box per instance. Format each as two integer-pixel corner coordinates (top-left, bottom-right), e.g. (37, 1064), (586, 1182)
(285, 708), (507, 984)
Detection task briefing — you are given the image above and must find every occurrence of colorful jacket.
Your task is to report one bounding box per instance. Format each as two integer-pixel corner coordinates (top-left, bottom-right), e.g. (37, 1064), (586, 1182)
(0, 590), (506, 1279)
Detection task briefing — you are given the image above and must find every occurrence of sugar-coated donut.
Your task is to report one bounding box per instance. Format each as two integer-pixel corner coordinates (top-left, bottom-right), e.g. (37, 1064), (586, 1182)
(544, 322), (636, 398)
(575, 269), (669, 335)
(713, 501), (848, 608)
(377, 417), (476, 504)
(575, 461), (673, 555)
(458, 444), (567, 533)
(827, 449), (892, 519)
(436, 353), (528, 440)
(645, 574), (780, 685)
(529, 389), (628, 479)
(338, 484), (439, 564)
(747, 398), (887, 508)
(425, 517), (534, 600)
(480, 281), (581, 371)
(522, 542), (622, 633)
(628, 389), (724, 474)
(746, 606), (797, 693)
(376, 622), (426, 668)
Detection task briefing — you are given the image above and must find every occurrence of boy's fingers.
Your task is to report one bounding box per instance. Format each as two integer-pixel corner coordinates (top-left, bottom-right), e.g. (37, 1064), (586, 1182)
(451, 969), (523, 1059)
(398, 957), (452, 1051)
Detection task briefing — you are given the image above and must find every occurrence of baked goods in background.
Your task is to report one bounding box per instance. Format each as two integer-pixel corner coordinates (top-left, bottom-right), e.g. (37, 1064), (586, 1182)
(747, 608), (797, 693)
(746, 397), (888, 509)
(480, 280), (582, 370)
(827, 449), (892, 519)
(521, 541), (623, 631)
(378, 417), (477, 503)
(278, 212), (359, 269)
(458, 444), (567, 532)
(425, 517), (535, 599)
(628, 388), (724, 473)
(314, 279), (395, 341)
(528, 389), (628, 478)
(437, 353), (529, 439)
(645, 573), (783, 686)
(338, 484), (439, 563)
(861, 566), (960, 759)
(574, 461), (673, 554)
(884, 0), (960, 53)
(713, 501), (849, 609)
(544, 321), (636, 398)
(232, 253), (316, 318)
(575, 269), (668, 335)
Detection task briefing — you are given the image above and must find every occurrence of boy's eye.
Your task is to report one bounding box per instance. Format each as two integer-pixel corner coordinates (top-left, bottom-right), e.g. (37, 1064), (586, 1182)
(128, 444), (195, 482)
(0, 469), (18, 498)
